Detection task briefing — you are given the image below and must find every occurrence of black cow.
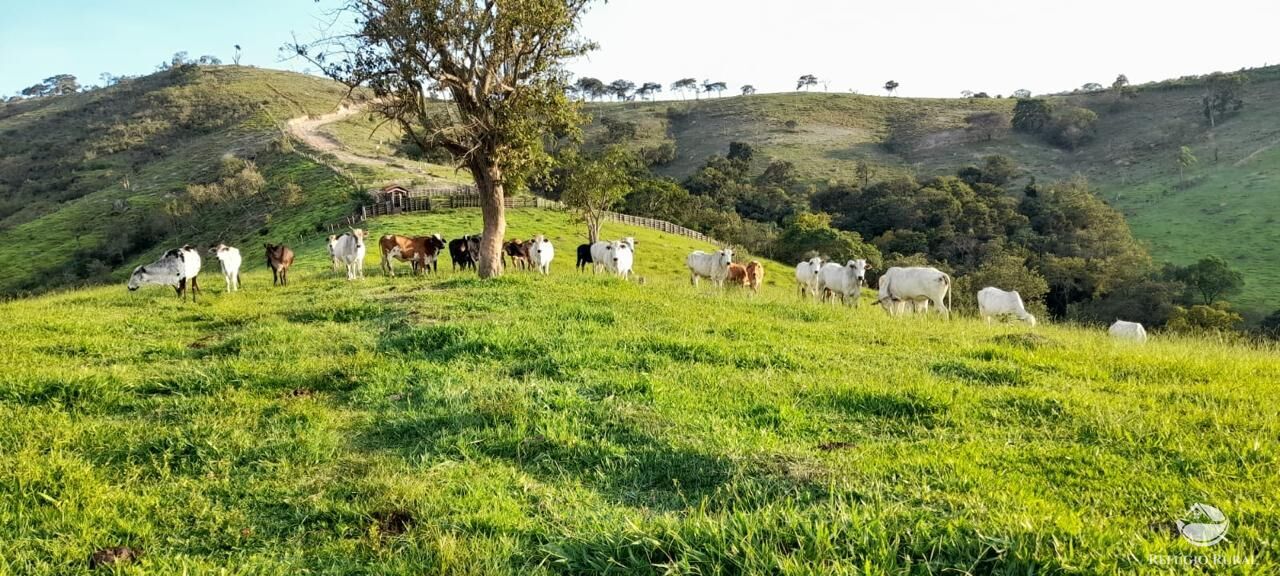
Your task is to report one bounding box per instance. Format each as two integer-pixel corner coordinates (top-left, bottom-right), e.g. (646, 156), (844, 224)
(449, 234), (482, 271)
(576, 243), (593, 271)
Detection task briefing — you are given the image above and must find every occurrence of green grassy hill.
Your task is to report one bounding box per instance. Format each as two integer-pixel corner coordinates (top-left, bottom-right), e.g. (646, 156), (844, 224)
(0, 66), (459, 297)
(2, 207), (1276, 573)
(584, 70), (1280, 313)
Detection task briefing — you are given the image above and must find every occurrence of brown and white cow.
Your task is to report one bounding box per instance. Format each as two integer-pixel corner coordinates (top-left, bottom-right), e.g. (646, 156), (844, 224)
(503, 239), (530, 270)
(725, 262), (750, 288)
(380, 234), (447, 276)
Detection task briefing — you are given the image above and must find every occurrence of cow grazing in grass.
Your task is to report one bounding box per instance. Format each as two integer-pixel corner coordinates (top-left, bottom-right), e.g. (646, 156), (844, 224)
(528, 234), (554, 275)
(334, 229), (367, 280)
(381, 234), (445, 276)
(1109, 320), (1147, 343)
(794, 256), (824, 299)
(129, 245), (202, 301)
(504, 239), (530, 270)
(327, 235), (341, 272)
(450, 234), (481, 271)
(687, 248), (734, 287)
(745, 261), (764, 294)
(265, 244), (295, 286)
(819, 259), (868, 306)
(978, 287), (1036, 326)
(210, 243), (242, 293)
(877, 266), (952, 318)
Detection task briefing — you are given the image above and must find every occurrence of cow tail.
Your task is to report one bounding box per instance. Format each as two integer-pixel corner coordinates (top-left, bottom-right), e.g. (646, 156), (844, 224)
(945, 273), (953, 314)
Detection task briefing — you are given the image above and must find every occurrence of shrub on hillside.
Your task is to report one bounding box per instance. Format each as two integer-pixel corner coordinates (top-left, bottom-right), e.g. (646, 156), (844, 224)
(772, 212), (881, 268)
(1166, 303), (1243, 334)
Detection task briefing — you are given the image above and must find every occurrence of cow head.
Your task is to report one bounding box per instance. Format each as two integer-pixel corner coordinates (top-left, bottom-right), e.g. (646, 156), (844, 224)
(807, 256), (823, 277)
(127, 266), (146, 291)
(349, 228), (366, 249)
(718, 248), (734, 266)
(849, 259), (868, 281)
(608, 241), (622, 264)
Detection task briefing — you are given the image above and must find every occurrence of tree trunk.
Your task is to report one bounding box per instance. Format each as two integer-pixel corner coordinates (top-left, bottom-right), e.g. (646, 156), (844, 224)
(587, 214), (600, 244)
(472, 161), (507, 278)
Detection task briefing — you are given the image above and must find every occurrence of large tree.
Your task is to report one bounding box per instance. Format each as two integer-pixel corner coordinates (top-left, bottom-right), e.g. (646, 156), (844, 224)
(294, 0), (597, 278)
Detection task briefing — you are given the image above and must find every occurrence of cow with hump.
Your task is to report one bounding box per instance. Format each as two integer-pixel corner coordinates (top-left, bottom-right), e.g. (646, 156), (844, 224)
(877, 266), (952, 318)
(333, 228), (368, 280)
(590, 236), (636, 279)
(794, 256), (824, 299)
(128, 245), (203, 301)
(210, 243), (242, 293)
(818, 259), (869, 306)
(686, 247), (734, 287)
(1109, 320), (1147, 343)
(977, 287), (1036, 326)
(528, 234), (554, 275)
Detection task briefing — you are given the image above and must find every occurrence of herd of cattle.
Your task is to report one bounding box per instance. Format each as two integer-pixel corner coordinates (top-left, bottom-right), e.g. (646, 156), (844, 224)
(125, 229), (1150, 342)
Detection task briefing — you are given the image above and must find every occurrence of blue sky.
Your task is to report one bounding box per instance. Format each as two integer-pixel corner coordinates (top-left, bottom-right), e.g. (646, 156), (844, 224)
(4, 0), (1278, 98)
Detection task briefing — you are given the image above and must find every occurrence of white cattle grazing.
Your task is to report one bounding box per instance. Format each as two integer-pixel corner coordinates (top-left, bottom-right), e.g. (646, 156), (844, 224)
(128, 245), (202, 301)
(977, 287), (1036, 326)
(335, 229), (368, 280)
(591, 239), (636, 279)
(327, 235), (341, 272)
(211, 244), (242, 293)
(818, 259), (869, 306)
(1109, 320), (1148, 343)
(877, 266), (952, 318)
(687, 248), (734, 287)
(794, 256), (824, 299)
(529, 234), (554, 275)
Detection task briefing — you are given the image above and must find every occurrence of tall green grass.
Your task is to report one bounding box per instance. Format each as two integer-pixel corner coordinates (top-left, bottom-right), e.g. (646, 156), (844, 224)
(1, 208), (1277, 574)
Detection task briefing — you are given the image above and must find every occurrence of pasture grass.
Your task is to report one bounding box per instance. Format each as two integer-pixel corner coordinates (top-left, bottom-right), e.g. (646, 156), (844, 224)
(1, 209), (1277, 574)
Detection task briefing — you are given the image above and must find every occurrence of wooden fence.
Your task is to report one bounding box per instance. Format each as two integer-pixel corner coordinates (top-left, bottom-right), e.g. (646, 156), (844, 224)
(318, 192), (723, 247)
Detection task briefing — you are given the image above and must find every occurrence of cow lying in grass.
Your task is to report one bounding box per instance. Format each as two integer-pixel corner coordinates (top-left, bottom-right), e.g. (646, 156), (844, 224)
(128, 245), (202, 301)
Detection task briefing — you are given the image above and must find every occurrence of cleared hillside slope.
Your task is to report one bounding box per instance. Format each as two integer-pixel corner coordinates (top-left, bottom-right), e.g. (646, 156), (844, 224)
(0, 66), (456, 297)
(2, 208), (1277, 573)
(584, 69), (1280, 313)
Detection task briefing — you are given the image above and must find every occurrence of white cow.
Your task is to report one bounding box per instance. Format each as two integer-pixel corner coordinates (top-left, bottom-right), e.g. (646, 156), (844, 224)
(211, 243), (242, 293)
(128, 245), (202, 301)
(529, 234), (554, 275)
(590, 237), (636, 277)
(327, 235), (342, 272)
(818, 259), (869, 306)
(687, 247), (734, 287)
(977, 287), (1036, 326)
(1109, 320), (1148, 343)
(877, 266), (952, 318)
(335, 229), (367, 280)
(794, 256), (824, 299)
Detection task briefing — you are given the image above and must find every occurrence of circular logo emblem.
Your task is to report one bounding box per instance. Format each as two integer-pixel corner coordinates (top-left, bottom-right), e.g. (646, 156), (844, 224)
(1177, 503), (1229, 547)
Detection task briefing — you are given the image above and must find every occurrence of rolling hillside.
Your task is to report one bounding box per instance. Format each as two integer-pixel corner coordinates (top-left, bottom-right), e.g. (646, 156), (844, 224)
(2, 207), (1277, 573)
(583, 69), (1280, 313)
(0, 66), (458, 297)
